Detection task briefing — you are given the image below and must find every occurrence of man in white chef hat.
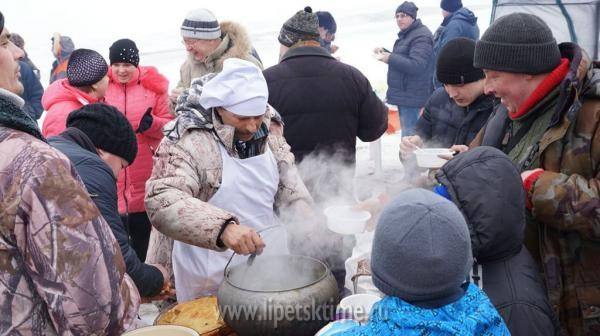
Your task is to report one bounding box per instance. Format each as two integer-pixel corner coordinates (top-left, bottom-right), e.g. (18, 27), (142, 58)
(145, 58), (313, 301)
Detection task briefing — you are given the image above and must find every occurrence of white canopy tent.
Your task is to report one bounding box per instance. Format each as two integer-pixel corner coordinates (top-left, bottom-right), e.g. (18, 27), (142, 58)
(491, 0), (600, 59)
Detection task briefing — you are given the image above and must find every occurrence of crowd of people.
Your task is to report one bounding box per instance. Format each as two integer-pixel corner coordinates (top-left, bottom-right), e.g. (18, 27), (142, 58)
(0, 0), (598, 335)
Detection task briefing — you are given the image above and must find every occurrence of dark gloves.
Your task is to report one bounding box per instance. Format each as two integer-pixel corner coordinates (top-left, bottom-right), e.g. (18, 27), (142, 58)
(136, 107), (153, 133)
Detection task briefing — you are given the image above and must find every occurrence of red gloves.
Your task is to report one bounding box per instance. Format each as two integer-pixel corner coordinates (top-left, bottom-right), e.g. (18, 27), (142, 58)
(521, 168), (545, 210)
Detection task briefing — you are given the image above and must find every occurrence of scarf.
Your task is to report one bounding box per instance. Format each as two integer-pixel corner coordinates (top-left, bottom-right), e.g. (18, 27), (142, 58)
(0, 88), (45, 141)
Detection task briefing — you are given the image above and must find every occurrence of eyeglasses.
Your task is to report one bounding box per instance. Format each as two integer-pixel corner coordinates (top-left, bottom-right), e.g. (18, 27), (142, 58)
(181, 39), (199, 47)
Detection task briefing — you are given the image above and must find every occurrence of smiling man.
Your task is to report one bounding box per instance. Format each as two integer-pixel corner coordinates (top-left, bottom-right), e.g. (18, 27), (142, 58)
(169, 8), (262, 110)
(467, 13), (600, 335)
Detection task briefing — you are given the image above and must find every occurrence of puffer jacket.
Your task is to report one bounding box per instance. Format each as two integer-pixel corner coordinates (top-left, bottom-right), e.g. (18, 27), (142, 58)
(0, 91), (139, 335)
(175, 21), (262, 91)
(471, 43), (600, 335)
(264, 44), (388, 164)
(41, 78), (101, 137)
(386, 19), (434, 108)
(436, 146), (560, 336)
(432, 7), (480, 88)
(144, 75), (313, 279)
(416, 88), (495, 147)
(105, 66), (172, 214)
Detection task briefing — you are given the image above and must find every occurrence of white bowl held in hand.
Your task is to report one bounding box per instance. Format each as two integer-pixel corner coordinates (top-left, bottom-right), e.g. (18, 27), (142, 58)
(338, 294), (382, 323)
(324, 205), (371, 235)
(414, 148), (453, 169)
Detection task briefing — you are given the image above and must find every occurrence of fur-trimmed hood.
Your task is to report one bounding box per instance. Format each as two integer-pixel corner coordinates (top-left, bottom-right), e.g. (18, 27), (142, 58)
(176, 20), (262, 91)
(188, 21), (257, 68)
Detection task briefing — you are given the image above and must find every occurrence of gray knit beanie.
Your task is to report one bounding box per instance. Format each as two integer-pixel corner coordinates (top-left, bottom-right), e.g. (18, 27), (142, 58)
(396, 1), (418, 19)
(181, 8), (221, 40)
(371, 189), (473, 302)
(474, 13), (561, 74)
(278, 6), (320, 47)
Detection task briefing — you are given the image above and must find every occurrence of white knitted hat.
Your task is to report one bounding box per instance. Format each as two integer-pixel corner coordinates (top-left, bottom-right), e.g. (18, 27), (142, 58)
(181, 8), (221, 40)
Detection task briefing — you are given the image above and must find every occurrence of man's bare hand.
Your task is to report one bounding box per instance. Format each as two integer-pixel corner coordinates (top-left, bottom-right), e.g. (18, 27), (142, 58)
(221, 223), (265, 255)
(399, 135), (424, 161)
(438, 144), (469, 160)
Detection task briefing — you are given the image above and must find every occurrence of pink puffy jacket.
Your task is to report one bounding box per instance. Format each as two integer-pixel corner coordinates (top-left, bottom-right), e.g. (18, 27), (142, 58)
(105, 66), (172, 214)
(41, 78), (101, 137)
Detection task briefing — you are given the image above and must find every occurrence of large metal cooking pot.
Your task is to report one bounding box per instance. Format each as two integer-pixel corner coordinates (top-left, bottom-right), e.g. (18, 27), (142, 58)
(217, 254), (339, 336)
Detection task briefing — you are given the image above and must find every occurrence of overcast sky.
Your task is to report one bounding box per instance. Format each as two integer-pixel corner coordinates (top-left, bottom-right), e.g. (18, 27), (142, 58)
(3, 0), (492, 89)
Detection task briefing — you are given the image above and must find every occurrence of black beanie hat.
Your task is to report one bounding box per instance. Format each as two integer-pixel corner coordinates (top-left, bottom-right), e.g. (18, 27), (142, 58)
(67, 49), (108, 87)
(396, 1), (418, 19)
(279, 6), (320, 47)
(474, 13), (561, 74)
(441, 0), (462, 12)
(436, 38), (484, 85)
(66, 103), (138, 164)
(316, 11), (337, 34)
(109, 38), (139, 67)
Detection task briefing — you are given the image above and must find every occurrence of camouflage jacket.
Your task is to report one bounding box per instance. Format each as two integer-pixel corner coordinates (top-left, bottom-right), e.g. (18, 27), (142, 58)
(471, 43), (600, 335)
(0, 118), (140, 334)
(145, 76), (312, 280)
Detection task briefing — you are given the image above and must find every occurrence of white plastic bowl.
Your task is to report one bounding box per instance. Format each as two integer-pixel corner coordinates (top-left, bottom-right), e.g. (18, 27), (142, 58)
(122, 325), (200, 336)
(414, 148), (453, 169)
(324, 205), (371, 235)
(338, 294), (382, 323)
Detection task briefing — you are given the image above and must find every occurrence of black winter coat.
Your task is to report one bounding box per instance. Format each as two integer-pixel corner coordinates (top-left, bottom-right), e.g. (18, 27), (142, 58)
(386, 19), (434, 108)
(49, 132), (164, 297)
(416, 88), (495, 147)
(264, 46), (387, 164)
(436, 146), (560, 336)
(18, 61), (43, 120)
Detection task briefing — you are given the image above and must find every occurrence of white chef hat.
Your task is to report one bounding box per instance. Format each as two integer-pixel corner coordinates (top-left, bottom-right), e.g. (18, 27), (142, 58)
(199, 58), (268, 117)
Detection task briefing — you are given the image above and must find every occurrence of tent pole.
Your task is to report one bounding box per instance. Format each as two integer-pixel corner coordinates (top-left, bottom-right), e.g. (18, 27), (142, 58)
(491, 0), (498, 24)
(556, 0), (578, 44)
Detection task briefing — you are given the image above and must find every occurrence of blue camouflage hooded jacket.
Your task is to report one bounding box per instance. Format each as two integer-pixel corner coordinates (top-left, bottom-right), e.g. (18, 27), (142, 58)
(335, 283), (509, 336)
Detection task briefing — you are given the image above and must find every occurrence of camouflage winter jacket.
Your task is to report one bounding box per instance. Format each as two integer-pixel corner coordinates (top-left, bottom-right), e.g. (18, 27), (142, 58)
(0, 94), (139, 335)
(471, 43), (600, 335)
(145, 76), (312, 279)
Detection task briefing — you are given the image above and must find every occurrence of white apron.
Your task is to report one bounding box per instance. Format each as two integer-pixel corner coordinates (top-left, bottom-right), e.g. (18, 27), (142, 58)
(172, 142), (287, 302)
